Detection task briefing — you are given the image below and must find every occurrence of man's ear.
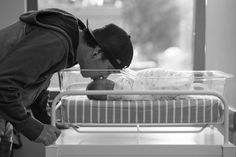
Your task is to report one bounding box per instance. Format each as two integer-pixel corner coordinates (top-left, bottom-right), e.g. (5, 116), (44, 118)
(91, 46), (103, 59)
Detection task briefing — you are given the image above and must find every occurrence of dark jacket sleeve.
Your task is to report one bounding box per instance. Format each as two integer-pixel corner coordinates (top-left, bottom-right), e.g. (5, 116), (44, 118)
(0, 27), (68, 141)
(30, 89), (51, 124)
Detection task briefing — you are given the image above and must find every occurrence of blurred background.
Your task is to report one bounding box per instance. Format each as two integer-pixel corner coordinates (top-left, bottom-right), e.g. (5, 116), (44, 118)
(38, 0), (194, 70)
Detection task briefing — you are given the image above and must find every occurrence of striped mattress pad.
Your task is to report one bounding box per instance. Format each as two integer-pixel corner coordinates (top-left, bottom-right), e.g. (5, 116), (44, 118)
(59, 96), (224, 124)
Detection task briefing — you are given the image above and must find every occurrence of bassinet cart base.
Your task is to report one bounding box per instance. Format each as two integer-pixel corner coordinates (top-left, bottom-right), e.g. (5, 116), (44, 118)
(46, 127), (235, 157)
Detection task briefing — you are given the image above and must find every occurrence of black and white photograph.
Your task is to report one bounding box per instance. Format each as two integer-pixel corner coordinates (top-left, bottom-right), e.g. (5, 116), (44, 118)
(0, 0), (236, 157)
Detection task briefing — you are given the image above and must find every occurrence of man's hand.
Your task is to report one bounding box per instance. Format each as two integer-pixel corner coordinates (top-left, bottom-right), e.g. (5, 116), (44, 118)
(34, 124), (61, 146)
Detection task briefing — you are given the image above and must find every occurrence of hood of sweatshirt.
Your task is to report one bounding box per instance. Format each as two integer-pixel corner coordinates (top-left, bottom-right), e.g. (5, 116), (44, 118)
(19, 8), (86, 68)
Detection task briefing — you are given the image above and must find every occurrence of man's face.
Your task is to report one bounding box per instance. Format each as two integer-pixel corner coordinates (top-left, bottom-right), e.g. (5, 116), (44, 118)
(80, 69), (114, 80)
(78, 46), (116, 80)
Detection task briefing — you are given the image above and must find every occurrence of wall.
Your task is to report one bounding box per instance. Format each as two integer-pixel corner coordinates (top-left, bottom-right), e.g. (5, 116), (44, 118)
(206, 0), (236, 109)
(0, 0), (25, 29)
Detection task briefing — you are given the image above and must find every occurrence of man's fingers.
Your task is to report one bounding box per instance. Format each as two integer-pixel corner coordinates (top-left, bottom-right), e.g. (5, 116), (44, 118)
(43, 140), (50, 146)
(48, 126), (61, 141)
(55, 128), (61, 137)
(51, 127), (61, 137)
(34, 124), (61, 146)
(44, 132), (56, 145)
(49, 131), (57, 142)
(48, 125), (61, 137)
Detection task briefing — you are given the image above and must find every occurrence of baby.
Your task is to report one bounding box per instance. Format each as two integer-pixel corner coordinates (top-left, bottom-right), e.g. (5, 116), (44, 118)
(86, 78), (115, 100)
(86, 68), (193, 100)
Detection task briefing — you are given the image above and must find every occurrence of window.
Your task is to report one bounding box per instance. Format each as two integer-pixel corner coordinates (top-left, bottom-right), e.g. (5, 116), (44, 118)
(36, 0), (205, 90)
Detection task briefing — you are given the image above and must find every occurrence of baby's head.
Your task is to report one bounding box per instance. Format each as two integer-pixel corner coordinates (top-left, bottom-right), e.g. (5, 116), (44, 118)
(86, 79), (115, 100)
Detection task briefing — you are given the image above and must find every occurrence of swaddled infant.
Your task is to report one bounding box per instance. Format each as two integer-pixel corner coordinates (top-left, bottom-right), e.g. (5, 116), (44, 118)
(86, 68), (193, 100)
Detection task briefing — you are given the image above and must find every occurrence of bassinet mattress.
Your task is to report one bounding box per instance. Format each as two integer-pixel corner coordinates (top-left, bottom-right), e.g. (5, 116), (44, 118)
(60, 96), (223, 124)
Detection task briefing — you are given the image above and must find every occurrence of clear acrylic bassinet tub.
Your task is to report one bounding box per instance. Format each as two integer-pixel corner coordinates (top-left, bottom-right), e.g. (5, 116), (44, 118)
(58, 68), (233, 96)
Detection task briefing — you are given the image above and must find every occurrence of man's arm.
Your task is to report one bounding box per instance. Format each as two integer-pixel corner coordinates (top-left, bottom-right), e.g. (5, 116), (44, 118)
(0, 27), (67, 141)
(30, 89), (51, 124)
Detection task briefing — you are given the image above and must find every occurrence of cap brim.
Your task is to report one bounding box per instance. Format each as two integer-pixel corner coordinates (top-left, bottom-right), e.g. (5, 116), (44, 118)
(86, 19), (98, 44)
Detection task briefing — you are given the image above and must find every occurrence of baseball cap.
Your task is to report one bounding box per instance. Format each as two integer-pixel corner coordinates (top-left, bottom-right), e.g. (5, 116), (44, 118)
(85, 20), (133, 69)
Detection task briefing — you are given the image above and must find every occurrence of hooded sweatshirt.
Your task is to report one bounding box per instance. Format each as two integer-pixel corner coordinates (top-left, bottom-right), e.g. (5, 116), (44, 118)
(0, 8), (85, 141)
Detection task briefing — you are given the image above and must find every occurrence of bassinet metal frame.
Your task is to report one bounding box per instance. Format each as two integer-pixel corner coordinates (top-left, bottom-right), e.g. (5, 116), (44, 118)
(51, 90), (230, 144)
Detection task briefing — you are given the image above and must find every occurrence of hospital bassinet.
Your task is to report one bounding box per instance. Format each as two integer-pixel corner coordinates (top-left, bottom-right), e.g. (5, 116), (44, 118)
(48, 69), (235, 157)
